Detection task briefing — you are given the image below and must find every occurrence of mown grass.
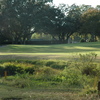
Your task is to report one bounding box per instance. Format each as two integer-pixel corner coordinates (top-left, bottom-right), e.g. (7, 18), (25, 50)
(0, 42), (100, 53)
(0, 42), (100, 60)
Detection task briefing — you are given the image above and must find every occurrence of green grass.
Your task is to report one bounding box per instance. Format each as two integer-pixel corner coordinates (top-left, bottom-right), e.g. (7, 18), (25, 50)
(0, 42), (100, 53)
(0, 85), (82, 99)
(0, 83), (99, 100)
(0, 42), (100, 60)
(0, 49), (100, 99)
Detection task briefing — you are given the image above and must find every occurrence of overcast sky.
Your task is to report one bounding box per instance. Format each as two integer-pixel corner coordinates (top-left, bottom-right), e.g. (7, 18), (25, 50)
(53, 0), (100, 7)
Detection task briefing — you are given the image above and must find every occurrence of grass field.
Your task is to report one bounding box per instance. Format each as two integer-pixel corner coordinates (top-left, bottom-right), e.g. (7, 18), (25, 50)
(0, 84), (97, 100)
(0, 42), (100, 60)
(0, 85), (99, 100)
(0, 42), (100, 100)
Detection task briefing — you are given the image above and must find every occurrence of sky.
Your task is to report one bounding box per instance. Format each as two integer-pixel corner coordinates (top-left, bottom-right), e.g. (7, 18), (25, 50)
(53, 0), (100, 7)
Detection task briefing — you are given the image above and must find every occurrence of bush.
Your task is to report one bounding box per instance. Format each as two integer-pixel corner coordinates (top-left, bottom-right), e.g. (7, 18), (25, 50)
(1, 62), (35, 76)
(78, 53), (99, 76)
(34, 67), (60, 81)
(12, 73), (31, 88)
(80, 39), (86, 42)
(59, 67), (83, 86)
(46, 61), (56, 66)
(82, 64), (98, 76)
(0, 66), (4, 76)
(82, 86), (97, 95)
(46, 60), (67, 69)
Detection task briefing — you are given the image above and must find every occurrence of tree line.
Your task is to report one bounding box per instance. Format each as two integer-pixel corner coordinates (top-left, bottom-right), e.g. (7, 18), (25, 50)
(0, 0), (100, 44)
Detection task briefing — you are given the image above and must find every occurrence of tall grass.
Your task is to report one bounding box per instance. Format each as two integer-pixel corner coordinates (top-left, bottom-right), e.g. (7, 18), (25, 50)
(0, 53), (100, 99)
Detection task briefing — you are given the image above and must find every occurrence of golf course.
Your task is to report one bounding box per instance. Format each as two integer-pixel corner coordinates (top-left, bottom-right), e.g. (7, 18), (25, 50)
(0, 42), (100, 60)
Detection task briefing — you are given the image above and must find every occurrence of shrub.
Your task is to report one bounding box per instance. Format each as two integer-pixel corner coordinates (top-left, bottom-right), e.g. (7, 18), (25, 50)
(0, 65), (4, 76)
(13, 73), (31, 88)
(78, 53), (99, 76)
(60, 67), (83, 86)
(80, 39), (86, 42)
(1, 62), (35, 76)
(46, 60), (67, 69)
(34, 67), (60, 81)
(79, 53), (97, 63)
(50, 63), (66, 69)
(82, 64), (98, 76)
(46, 61), (56, 66)
(82, 86), (97, 95)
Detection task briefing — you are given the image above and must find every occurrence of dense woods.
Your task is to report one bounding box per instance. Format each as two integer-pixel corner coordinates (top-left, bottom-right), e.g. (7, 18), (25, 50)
(0, 0), (100, 44)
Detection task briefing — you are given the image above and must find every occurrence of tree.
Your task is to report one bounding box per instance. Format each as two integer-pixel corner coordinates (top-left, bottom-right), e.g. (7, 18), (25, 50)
(79, 4), (92, 13)
(0, 0), (9, 44)
(33, 4), (66, 42)
(80, 8), (100, 41)
(96, 5), (100, 10)
(1, 0), (52, 44)
(64, 4), (81, 42)
(54, 4), (81, 43)
(34, 4), (81, 43)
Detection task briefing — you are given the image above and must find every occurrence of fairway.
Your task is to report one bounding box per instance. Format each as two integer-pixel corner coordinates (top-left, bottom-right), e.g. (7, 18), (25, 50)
(0, 42), (100, 60)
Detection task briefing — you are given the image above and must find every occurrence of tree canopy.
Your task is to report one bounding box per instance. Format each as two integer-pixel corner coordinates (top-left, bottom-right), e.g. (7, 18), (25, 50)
(0, 0), (100, 44)
(0, 0), (52, 44)
(80, 8), (100, 41)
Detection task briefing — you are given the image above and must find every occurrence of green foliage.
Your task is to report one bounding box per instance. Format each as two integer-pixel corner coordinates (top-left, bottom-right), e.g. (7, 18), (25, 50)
(81, 9), (100, 41)
(31, 33), (52, 40)
(82, 86), (97, 95)
(0, 62), (35, 76)
(1, 0), (53, 44)
(78, 53), (99, 76)
(13, 73), (31, 88)
(46, 61), (56, 66)
(79, 53), (97, 63)
(81, 64), (99, 76)
(3, 73), (32, 88)
(46, 60), (67, 69)
(59, 67), (83, 86)
(80, 39), (86, 42)
(0, 65), (4, 76)
(34, 66), (60, 81)
(0, 52), (100, 94)
(1, 0), (100, 45)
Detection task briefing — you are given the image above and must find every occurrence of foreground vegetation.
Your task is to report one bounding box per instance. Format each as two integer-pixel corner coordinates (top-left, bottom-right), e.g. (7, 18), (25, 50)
(0, 42), (99, 99)
(0, 53), (100, 99)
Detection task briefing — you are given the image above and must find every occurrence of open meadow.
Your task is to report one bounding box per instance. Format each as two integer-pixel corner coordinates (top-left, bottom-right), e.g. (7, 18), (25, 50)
(0, 42), (100, 100)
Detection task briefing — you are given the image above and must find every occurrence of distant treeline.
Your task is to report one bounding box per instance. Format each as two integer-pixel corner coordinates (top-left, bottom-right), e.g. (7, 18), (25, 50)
(0, 0), (100, 45)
